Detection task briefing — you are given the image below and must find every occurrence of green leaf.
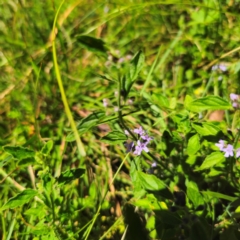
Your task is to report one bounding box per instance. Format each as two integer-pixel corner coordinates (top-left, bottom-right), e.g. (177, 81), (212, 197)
(133, 194), (167, 211)
(101, 131), (127, 145)
(190, 220), (210, 240)
(186, 181), (204, 208)
(151, 93), (170, 109)
(0, 155), (13, 167)
(192, 122), (220, 136)
(3, 146), (35, 160)
(57, 168), (85, 186)
(137, 171), (167, 191)
(220, 226), (239, 240)
(66, 111), (106, 141)
(187, 134), (200, 155)
(76, 35), (107, 55)
(18, 157), (35, 166)
(123, 203), (149, 240)
(196, 152), (225, 171)
(202, 191), (237, 201)
(155, 210), (182, 226)
(123, 51), (145, 98)
(127, 50), (145, 82)
(186, 96), (232, 113)
(24, 206), (47, 218)
(41, 140), (53, 156)
(1, 189), (38, 210)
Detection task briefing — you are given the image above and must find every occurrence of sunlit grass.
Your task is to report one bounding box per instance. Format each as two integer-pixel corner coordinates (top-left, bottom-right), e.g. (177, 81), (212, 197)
(0, 0), (240, 239)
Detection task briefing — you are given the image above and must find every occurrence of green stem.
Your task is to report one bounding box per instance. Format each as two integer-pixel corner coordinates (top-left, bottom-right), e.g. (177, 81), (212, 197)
(84, 153), (130, 240)
(52, 0), (86, 159)
(6, 213), (16, 240)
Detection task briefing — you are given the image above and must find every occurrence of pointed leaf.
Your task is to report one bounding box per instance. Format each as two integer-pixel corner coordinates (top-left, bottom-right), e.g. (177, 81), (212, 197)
(196, 152), (225, 171)
(0, 155), (13, 167)
(76, 35), (107, 55)
(3, 146), (35, 160)
(41, 140), (53, 156)
(137, 171), (167, 191)
(187, 134), (200, 155)
(124, 51), (145, 98)
(1, 189), (38, 210)
(202, 191), (237, 201)
(186, 96), (232, 112)
(186, 181), (204, 208)
(66, 112), (106, 141)
(57, 168), (85, 186)
(101, 131), (127, 145)
(127, 50), (145, 82)
(192, 122), (220, 136)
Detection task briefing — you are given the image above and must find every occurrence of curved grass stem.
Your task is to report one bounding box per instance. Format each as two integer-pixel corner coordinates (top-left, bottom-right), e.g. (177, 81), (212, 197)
(83, 153), (130, 240)
(52, 0), (86, 159)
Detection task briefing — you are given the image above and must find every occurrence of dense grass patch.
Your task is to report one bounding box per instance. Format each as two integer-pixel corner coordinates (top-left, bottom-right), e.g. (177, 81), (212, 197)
(0, 0), (240, 239)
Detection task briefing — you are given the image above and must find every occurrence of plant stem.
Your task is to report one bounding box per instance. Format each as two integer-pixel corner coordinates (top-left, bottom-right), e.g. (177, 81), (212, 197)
(52, 0), (86, 159)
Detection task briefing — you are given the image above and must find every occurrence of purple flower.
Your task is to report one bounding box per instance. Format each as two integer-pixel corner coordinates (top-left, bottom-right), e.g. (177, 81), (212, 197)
(133, 140), (149, 155)
(232, 102), (239, 108)
(212, 64), (227, 72)
(218, 64), (227, 72)
(124, 141), (134, 153)
(133, 126), (145, 136)
(230, 93), (239, 101)
(103, 98), (108, 107)
(215, 140), (225, 151)
(123, 126), (153, 156)
(151, 162), (157, 168)
(222, 144), (234, 158)
(236, 148), (240, 158)
(141, 134), (154, 144)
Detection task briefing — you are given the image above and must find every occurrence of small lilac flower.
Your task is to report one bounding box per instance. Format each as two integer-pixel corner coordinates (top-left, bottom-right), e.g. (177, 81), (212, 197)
(103, 98), (108, 107)
(211, 65), (218, 71)
(127, 99), (133, 105)
(218, 64), (227, 72)
(141, 134), (154, 144)
(222, 144), (234, 158)
(124, 141), (134, 153)
(232, 102), (239, 108)
(151, 162), (157, 168)
(236, 148), (240, 158)
(215, 140), (225, 151)
(118, 58), (125, 64)
(133, 126), (145, 136)
(114, 106), (119, 112)
(133, 140), (149, 155)
(126, 55), (132, 60)
(230, 93), (239, 101)
(211, 64), (227, 72)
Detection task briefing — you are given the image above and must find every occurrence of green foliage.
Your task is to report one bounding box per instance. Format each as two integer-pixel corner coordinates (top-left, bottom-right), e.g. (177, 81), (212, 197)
(3, 146), (35, 160)
(0, 0), (240, 239)
(186, 96), (232, 112)
(76, 35), (108, 56)
(57, 168), (85, 186)
(101, 131), (128, 144)
(1, 189), (38, 210)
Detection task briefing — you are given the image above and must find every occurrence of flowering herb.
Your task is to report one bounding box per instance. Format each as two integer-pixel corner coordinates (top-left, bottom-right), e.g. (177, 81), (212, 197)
(230, 93), (240, 108)
(215, 140), (239, 158)
(124, 126), (153, 156)
(211, 63), (227, 72)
